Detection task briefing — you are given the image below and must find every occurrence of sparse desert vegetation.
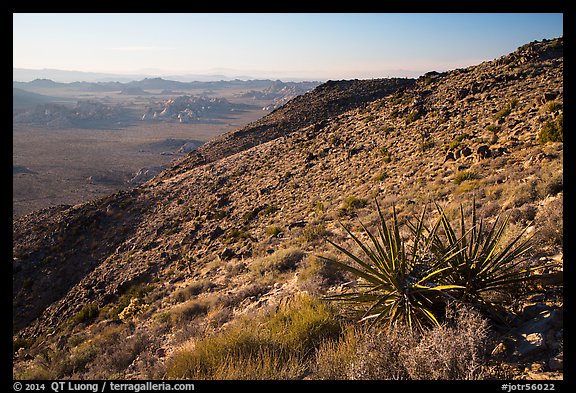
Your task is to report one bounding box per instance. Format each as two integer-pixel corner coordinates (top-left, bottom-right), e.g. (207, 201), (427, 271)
(13, 38), (562, 381)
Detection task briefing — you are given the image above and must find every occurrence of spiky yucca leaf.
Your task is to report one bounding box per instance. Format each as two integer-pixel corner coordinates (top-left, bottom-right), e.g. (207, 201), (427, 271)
(427, 201), (536, 319)
(321, 200), (463, 332)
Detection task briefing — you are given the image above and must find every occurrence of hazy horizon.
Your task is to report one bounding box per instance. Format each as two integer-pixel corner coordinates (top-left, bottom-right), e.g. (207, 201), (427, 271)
(13, 13), (563, 82)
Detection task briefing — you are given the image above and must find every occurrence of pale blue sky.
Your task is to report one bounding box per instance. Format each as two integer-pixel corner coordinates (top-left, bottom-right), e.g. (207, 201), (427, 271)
(13, 13), (563, 80)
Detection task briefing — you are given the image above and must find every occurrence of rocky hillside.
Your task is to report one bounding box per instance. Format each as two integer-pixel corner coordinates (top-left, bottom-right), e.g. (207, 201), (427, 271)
(13, 38), (563, 380)
(13, 100), (127, 128)
(141, 95), (250, 123)
(240, 80), (321, 110)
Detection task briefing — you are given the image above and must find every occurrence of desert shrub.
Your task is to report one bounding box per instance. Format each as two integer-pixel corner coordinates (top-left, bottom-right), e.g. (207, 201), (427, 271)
(66, 341), (98, 374)
(72, 303), (100, 325)
(299, 255), (347, 284)
(250, 247), (305, 276)
(300, 223), (331, 242)
(13, 337), (34, 353)
(338, 196), (368, 217)
(224, 227), (252, 243)
(14, 363), (54, 380)
(493, 100), (517, 121)
(454, 170), (480, 185)
(265, 225), (283, 237)
(222, 282), (269, 308)
(166, 293), (340, 379)
(297, 255), (349, 294)
(536, 171), (563, 198)
(382, 126), (394, 134)
(205, 303), (233, 328)
(545, 101), (563, 113)
(314, 305), (489, 380)
(109, 284), (155, 320)
(173, 280), (216, 303)
(259, 205), (279, 216)
(372, 171), (389, 182)
(405, 110), (422, 124)
(504, 180), (538, 208)
(448, 133), (471, 150)
(169, 299), (211, 326)
(81, 326), (149, 379)
(456, 179), (480, 195)
(508, 204), (537, 225)
(378, 146), (393, 163)
(421, 139), (435, 151)
(538, 114), (563, 144)
(532, 196), (563, 253)
(401, 305), (489, 379)
(486, 124), (501, 135)
(347, 322), (416, 380)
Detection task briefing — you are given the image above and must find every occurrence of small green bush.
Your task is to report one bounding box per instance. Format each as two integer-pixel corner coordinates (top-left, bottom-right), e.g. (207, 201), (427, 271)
(260, 205), (279, 216)
(378, 146), (393, 163)
(448, 133), (471, 150)
(421, 139), (435, 152)
(538, 114), (563, 143)
(300, 223), (331, 242)
(338, 196), (368, 217)
(493, 100), (517, 121)
(265, 226), (283, 237)
(72, 303), (100, 325)
(485, 124), (501, 134)
(298, 255), (347, 287)
(13, 337), (34, 353)
(545, 101), (563, 113)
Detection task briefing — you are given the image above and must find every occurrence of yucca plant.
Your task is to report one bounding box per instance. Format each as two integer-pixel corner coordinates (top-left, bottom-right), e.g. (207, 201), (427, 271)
(320, 200), (464, 332)
(425, 201), (535, 321)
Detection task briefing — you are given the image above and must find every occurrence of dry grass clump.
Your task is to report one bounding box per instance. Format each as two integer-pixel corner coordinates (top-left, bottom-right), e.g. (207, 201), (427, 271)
(173, 280), (216, 303)
(165, 293), (341, 379)
(168, 298), (212, 327)
(249, 247), (305, 276)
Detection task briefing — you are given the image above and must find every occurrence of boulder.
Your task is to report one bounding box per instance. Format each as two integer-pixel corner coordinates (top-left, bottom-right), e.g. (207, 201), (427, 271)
(476, 145), (491, 159)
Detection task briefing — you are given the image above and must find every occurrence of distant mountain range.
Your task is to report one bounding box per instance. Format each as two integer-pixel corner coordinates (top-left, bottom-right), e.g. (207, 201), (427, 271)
(13, 68), (318, 83)
(13, 77), (320, 94)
